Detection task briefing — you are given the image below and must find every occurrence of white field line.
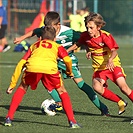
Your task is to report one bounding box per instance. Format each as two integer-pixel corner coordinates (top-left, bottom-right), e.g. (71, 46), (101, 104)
(0, 62), (133, 69)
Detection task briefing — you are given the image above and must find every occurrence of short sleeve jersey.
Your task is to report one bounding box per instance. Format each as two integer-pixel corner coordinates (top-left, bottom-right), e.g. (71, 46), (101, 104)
(23, 39), (68, 74)
(33, 25), (81, 68)
(34, 25), (81, 56)
(78, 30), (121, 71)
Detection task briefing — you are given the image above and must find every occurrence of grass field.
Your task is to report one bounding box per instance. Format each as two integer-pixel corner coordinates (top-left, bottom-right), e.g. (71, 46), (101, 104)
(0, 41), (133, 133)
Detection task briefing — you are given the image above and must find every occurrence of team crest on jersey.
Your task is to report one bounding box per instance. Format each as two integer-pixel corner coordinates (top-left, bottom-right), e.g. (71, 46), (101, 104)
(99, 43), (104, 46)
(56, 35), (67, 44)
(61, 40), (66, 44)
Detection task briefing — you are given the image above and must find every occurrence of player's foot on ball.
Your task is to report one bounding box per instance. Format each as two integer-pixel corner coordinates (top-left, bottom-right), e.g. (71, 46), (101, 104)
(49, 103), (63, 112)
(4, 117), (12, 126)
(69, 121), (81, 128)
(118, 99), (128, 115)
(55, 104), (63, 111)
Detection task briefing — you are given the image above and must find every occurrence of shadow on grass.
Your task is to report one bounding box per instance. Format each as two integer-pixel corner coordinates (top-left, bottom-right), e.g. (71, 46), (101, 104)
(0, 116), (68, 127)
(0, 104), (106, 117)
(0, 104), (132, 125)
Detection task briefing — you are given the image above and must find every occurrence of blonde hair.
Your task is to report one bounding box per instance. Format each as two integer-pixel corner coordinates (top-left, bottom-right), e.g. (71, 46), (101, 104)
(84, 12), (106, 28)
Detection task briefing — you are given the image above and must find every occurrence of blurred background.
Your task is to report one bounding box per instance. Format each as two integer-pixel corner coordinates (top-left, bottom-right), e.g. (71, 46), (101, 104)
(2, 0), (133, 45)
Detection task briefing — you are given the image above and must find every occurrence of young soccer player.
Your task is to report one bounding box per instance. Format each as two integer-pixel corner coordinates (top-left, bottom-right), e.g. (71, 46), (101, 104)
(5, 26), (81, 128)
(67, 12), (133, 115)
(0, 0), (11, 52)
(14, 11), (110, 116)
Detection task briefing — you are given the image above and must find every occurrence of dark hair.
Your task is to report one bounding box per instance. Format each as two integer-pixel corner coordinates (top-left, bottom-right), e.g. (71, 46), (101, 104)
(44, 11), (60, 26)
(41, 26), (56, 41)
(84, 12), (106, 28)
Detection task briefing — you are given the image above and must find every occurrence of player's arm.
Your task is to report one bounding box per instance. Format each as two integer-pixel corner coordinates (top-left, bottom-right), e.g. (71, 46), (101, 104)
(6, 49), (32, 94)
(6, 59), (26, 94)
(104, 33), (119, 71)
(14, 27), (43, 44)
(63, 56), (73, 78)
(67, 43), (79, 53)
(58, 46), (73, 78)
(84, 45), (91, 60)
(106, 48), (118, 72)
(14, 30), (34, 44)
(66, 30), (81, 53)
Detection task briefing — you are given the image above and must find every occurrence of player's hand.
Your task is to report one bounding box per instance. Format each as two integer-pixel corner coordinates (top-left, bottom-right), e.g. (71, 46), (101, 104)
(6, 88), (14, 94)
(106, 59), (115, 72)
(14, 37), (22, 44)
(66, 72), (74, 79)
(86, 52), (91, 60)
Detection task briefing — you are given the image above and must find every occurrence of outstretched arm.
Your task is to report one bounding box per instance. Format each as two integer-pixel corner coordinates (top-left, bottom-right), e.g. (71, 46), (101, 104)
(14, 30), (34, 44)
(67, 43), (79, 53)
(6, 49), (32, 94)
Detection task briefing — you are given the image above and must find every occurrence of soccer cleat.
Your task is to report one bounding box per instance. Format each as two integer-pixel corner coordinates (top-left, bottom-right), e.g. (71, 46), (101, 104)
(101, 107), (110, 116)
(4, 117), (12, 126)
(55, 104), (63, 111)
(118, 99), (128, 115)
(49, 103), (63, 112)
(2, 45), (11, 52)
(69, 121), (81, 128)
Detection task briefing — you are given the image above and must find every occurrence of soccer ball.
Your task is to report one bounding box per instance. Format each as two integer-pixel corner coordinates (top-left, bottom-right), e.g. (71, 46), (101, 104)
(41, 99), (56, 116)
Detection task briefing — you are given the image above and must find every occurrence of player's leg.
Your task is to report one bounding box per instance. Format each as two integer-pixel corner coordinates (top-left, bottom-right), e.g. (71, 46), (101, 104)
(56, 60), (108, 115)
(5, 72), (41, 126)
(93, 77), (127, 115)
(42, 72), (81, 128)
(5, 84), (27, 126)
(47, 68), (63, 111)
(73, 77), (109, 115)
(116, 77), (133, 102)
(0, 25), (11, 52)
(0, 26), (5, 51)
(71, 66), (109, 115)
(114, 67), (133, 102)
(2, 37), (11, 52)
(56, 84), (81, 128)
(48, 89), (63, 111)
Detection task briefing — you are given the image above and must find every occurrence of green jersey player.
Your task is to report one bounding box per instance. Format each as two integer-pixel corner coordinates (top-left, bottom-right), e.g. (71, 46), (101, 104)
(14, 11), (109, 116)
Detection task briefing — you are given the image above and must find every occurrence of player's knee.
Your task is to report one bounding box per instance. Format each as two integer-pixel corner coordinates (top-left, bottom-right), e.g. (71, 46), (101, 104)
(56, 86), (67, 95)
(77, 80), (84, 88)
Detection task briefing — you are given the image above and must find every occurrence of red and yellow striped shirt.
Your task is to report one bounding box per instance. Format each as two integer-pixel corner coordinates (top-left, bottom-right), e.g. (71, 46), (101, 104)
(9, 39), (72, 89)
(78, 30), (121, 71)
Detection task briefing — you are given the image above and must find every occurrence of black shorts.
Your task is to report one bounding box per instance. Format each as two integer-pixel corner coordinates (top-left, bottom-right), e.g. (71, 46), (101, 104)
(0, 25), (7, 39)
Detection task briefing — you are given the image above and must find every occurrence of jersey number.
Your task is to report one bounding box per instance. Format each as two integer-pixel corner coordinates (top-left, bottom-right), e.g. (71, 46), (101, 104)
(41, 41), (52, 49)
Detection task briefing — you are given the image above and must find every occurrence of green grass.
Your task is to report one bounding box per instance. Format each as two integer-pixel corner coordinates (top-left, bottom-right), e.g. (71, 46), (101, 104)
(0, 43), (133, 133)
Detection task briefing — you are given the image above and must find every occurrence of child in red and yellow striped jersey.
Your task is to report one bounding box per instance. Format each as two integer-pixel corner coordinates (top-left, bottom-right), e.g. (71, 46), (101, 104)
(4, 26), (80, 128)
(67, 12), (133, 115)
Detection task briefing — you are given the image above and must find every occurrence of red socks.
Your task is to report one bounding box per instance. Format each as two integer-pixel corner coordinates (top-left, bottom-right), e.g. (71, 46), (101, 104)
(59, 92), (76, 123)
(102, 88), (121, 102)
(102, 88), (133, 102)
(128, 90), (133, 102)
(6, 87), (26, 120)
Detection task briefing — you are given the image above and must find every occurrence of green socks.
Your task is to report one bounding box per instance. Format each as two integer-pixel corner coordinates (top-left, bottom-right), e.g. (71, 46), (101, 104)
(77, 81), (107, 111)
(48, 81), (107, 112)
(48, 89), (61, 102)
